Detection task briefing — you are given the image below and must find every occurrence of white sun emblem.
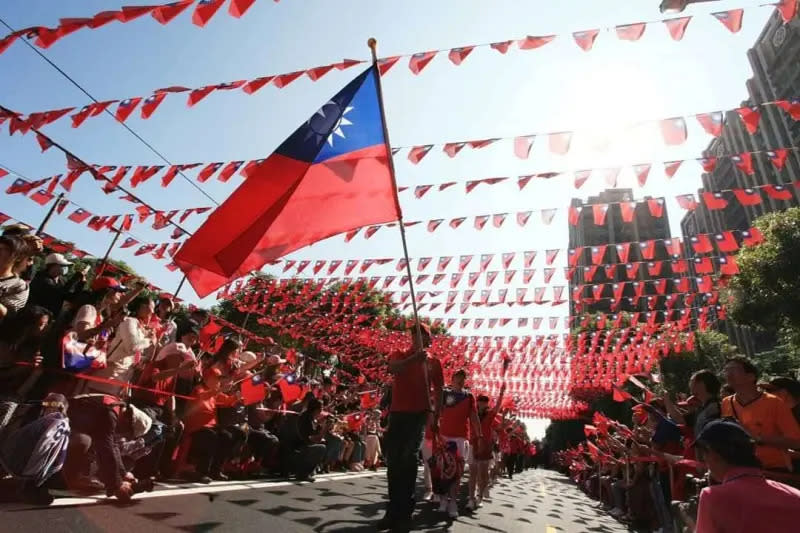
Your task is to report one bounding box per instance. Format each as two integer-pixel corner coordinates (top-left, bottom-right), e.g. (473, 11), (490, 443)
(305, 100), (354, 146)
(446, 394), (456, 406)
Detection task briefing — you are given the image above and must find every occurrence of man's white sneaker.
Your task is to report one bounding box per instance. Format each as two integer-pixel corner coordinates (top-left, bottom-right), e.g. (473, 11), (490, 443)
(422, 490), (433, 501)
(447, 499), (459, 518)
(476, 495), (484, 508)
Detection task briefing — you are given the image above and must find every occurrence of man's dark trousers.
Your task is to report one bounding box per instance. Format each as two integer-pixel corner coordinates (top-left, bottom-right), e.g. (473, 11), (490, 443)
(384, 411), (427, 520)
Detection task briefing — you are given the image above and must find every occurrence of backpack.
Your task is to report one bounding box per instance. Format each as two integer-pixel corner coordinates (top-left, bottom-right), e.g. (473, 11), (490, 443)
(427, 438), (464, 495)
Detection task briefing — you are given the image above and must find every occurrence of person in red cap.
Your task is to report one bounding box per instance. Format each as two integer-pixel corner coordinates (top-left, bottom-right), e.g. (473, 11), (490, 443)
(376, 322), (443, 531)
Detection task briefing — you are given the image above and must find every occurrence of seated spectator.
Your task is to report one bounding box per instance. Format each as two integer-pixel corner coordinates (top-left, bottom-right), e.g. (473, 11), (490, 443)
(179, 367), (238, 483)
(88, 296), (157, 396)
(27, 253), (86, 317)
(722, 356), (800, 471)
(71, 277), (141, 343)
(281, 397), (327, 481)
(694, 419), (800, 533)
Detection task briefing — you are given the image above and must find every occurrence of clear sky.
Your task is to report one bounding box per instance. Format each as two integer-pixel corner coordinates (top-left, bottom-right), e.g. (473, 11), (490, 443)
(0, 1), (775, 436)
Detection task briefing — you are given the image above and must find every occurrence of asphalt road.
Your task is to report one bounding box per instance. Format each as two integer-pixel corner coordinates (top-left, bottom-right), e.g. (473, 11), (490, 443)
(2, 469), (628, 533)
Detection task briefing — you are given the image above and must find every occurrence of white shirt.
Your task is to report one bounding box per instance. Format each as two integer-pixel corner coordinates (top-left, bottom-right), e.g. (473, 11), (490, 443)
(89, 317), (152, 395)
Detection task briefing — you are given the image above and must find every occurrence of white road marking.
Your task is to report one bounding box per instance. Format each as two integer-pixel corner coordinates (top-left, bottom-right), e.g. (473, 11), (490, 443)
(20, 471), (384, 509)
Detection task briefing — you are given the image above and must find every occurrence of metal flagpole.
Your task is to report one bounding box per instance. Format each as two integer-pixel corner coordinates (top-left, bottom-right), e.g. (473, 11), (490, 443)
(173, 275), (187, 299)
(367, 38), (425, 347)
(96, 227), (122, 277)
(35, 192), (65, 236)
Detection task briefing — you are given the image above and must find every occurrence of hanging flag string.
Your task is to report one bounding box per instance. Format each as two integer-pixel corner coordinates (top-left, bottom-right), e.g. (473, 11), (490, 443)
(5, 2), (796, 130)
(0, 0), (270, 58)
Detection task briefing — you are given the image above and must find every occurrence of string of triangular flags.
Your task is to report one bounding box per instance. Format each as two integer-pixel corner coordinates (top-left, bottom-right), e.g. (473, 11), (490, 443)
(5, 2), (796, 133)
(0, 0), (265, 57)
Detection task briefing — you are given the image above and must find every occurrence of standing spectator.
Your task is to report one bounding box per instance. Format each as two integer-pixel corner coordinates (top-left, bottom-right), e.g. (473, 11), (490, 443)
(0, 305), (52, 398)
(0, 235), (29, 321)
(151, 295), (177, 348)
(438, 369), (481, 517)
(376, 323), (443, 531)
(27, 253), (86, 317)
(71, 277), (142, 342)
(694, 419), (800, 533)
(722, 356), (800, 471)
(765, 377), (800, 425)
(88, 296), (157, 396)
(363, 410), (382, 470)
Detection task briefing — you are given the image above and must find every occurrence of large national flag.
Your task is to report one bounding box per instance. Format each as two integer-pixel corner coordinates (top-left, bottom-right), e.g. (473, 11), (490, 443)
(175, 66), (400, 297)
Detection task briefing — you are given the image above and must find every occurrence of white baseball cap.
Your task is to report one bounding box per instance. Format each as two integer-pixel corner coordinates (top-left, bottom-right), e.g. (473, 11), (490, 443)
(45, 253), (72, 266)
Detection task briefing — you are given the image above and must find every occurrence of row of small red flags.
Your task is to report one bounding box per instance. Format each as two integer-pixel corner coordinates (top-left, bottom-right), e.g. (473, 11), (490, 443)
(0, 1), (264, 56)
(4, 2), (796, 132)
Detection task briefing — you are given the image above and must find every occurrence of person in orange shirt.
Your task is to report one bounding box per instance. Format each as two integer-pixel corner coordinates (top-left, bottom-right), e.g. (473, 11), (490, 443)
(721, 356), (800, 471)
(376, 323), (443, 532)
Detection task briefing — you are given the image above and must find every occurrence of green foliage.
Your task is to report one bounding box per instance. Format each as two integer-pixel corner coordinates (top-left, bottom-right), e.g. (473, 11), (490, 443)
(729, 208), (800, 333)
(543, 419), (586, 452)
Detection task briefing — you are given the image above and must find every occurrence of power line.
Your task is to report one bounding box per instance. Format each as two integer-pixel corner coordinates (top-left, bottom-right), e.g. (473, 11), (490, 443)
(0, 16), (221, 207)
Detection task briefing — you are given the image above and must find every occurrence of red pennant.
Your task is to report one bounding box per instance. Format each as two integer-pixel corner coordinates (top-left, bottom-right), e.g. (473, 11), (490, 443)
(408, 51), (436, 74)
(696, 112), (724, 137)
(639, 240), (656, 260)
(192, 0), (225, 27)
(619, 201), (636, 223)
(443, 142), (466, 158)
(573, 170), (591, 189)
(518, 35), (556, 49)
(699, 157), (717, 172)
(545, 249), (558, 265)
(572, 29), (599, 51)
(272, 71), (304, 88)
(592, 204), (609, 226)
(474, 215), (489, 230)
(713, 9), (743, 33)
(449, 217), (466, 229)
(664, 17), (691, 40)
(647, 198), (665, 218)
(766, 149), (788, 170)
(492, 214), (507, 228)
(408, 145), (433, 164)
(615, 243), (631, 263)
(152, 1), (193, 23)
(690, 234), (714, 254)
(448, 46), (474, 65)
(660, 117), (687, 145)
(541, 209), (556, 224)
(676, 194), (697, 210)
(736, 106), (761, 134)
(568, 206), (582, 226)
(732, 152), (754, 175)
(516, 211), (531, 227)
(775, 99), (800, 120)
(549, 132), (572, 154)
(664, 160), (682, 178)
(427, 219), (443, 232)
(514, 136), (535, 159)
(490, 41), (513, 54)
(590, 245), (607, 265)
(616, 23), (646, 41)
(524, 251), (537, 268)
(763, 184), (793, 201)
(714, 232), (739, 253)
(741, 227), (763, 247)
(633, 164), (651, 186)
(141, 93), (167, 119)
(733, 188), (762, 206)
(414, 185), (432, 198)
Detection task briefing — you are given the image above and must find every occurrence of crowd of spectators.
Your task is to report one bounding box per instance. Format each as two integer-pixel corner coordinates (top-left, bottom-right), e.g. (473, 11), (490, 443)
(0, 227), (399, 504)
(554, 359), (800, 533)
(0, 225), (530, 521)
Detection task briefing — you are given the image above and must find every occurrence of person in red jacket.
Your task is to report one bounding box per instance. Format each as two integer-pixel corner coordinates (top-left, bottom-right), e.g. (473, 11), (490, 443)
(376, 323), (443, 531)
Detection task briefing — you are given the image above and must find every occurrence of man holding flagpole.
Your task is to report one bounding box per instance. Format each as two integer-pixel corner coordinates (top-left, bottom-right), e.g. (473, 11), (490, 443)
(378, 322), (443, 531)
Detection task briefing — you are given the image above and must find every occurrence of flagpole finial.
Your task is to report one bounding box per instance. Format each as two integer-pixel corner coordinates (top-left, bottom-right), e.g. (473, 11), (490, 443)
(367, 38), (378, 62)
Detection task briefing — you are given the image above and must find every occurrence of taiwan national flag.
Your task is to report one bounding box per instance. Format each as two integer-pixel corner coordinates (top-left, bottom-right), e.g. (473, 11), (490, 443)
(176, 67), (400, 297)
